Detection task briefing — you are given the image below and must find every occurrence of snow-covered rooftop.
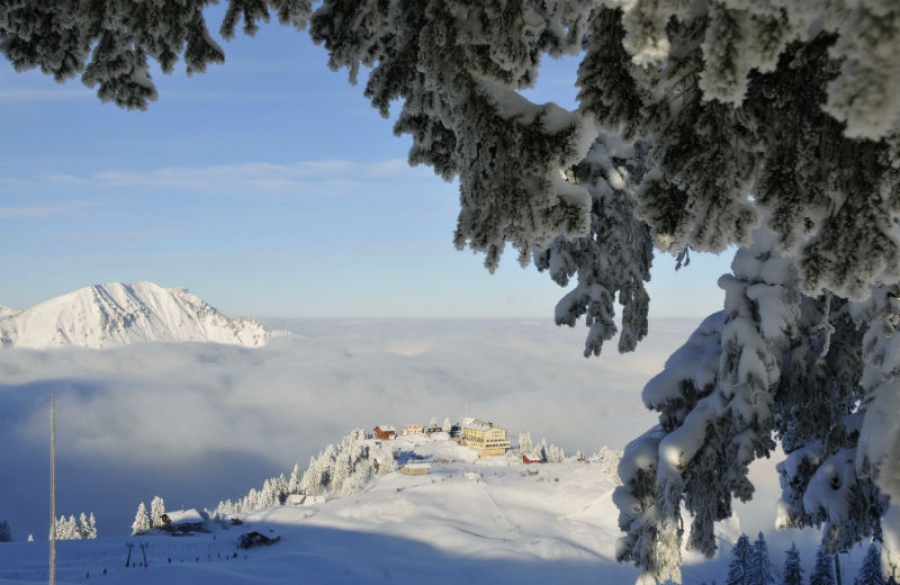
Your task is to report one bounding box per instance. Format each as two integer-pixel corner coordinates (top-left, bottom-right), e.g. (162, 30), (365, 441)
(163, 509), (205, 525)
(463, 419), (493, 431)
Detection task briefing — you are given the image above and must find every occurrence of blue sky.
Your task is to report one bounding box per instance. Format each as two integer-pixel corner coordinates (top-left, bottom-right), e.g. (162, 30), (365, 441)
(0, 16), (733, 320)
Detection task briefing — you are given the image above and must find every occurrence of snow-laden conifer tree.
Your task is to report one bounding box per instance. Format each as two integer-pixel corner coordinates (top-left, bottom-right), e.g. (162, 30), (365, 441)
(5, 1), (900, 581)
(288, 463), (302, 494)
(725, 534), (753, 585)
(242, 488), (259, 512)
(78, 512), (97, 539)
(857, 543), (887, 585)
(518, 432), (534, 456)
(149, 496), (165, 529)
(258, 479), (278, 509)
(131, 502), (151, 536)
(53, 515), (81, 541)
(65, 516), (78, 540)
(781, 544), (803, 585)
(749, 533), (776, 585)
(596, 446), (622, 483)
(300, 456), (323, 497)
(811, 547), (837, 585)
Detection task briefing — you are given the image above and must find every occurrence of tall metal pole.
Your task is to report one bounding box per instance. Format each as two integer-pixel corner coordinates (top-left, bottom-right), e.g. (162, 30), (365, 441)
(49, 394), (56, 585)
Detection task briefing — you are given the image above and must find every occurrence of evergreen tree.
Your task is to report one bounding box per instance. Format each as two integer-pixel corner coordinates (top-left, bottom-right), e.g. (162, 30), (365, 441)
(811, 547), (837, 585)
(131, 502), (151, 536)
(538, 438), (549, 462)
(300, 456), (323, 496)
(597, 446), (622, 482)
(275, 473), (289, 502)
(257, 480), (273, 509)
(856, 543), (886, 585)
(149, 496), (165, 528)
(65, 516), (78, 540)
(0, 520), (11, 542)
(6, 2), (900, 580)
(518, 432), (533, 456)
(288, 463), (302, 494)
(749, 533), (776, 585)
(781, 543), (803, 585)
(726, 534), (753, 585)
(243, 488), (259, 512)
(54, 515), (80, 540)
(78, 512), (97, 539)
(442, 417), (452, 433)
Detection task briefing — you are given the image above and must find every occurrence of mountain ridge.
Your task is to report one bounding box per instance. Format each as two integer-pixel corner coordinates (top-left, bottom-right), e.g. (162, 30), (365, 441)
(0, 281), (271, 349)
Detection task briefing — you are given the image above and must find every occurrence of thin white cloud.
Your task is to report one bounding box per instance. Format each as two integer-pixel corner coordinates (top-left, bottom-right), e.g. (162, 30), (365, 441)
(0, 204), (78, 220)
(55, 228), (190, 243)
(26, 159), (437, 197)
(0, 88), (93, 102)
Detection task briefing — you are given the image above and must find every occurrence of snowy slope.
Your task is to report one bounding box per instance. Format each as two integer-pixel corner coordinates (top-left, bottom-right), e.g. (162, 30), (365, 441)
(0, 282), (270, 349)
(0, 436), (742, 585)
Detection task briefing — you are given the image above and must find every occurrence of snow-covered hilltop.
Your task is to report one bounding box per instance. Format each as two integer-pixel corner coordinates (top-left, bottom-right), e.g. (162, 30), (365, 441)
(0, 282), (270, 349)
(0, 431), (744, 585)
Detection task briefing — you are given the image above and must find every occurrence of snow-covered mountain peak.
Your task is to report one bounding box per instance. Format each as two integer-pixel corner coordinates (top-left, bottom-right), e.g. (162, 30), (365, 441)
(0, 282), (270, 349)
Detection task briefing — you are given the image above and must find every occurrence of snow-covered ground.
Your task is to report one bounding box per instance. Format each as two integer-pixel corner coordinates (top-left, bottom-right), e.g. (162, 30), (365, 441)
(0, 436), (742, 584)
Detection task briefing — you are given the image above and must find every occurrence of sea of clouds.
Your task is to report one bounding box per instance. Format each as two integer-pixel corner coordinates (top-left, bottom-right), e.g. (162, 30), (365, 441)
(1, 317), (794, 545)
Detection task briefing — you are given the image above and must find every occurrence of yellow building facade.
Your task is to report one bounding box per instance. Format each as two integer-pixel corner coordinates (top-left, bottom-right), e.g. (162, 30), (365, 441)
(461, 419), (511, 457)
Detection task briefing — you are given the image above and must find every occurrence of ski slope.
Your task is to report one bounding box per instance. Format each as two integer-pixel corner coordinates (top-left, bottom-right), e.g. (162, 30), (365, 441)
(0, 436), (740, 585)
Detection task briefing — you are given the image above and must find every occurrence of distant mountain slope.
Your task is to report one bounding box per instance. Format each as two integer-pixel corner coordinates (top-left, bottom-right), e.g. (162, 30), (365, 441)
(0, 282), (270, 349)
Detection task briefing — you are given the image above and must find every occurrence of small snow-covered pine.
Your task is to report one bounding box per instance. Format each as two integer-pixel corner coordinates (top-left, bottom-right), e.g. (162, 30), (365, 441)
(725, 534), (753, 585)
(131, 502), (150, 536)
(150, 496), (165, 529)
(810, 547), (836, 585)
(748, 532), (776, 585)
(79, 512), (97, 539)
(781, 543), (803, 585)
(856, 543), (886, 585)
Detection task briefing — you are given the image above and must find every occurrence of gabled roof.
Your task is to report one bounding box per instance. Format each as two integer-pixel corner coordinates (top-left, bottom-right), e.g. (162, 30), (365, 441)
(375, 425), (396, 432)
